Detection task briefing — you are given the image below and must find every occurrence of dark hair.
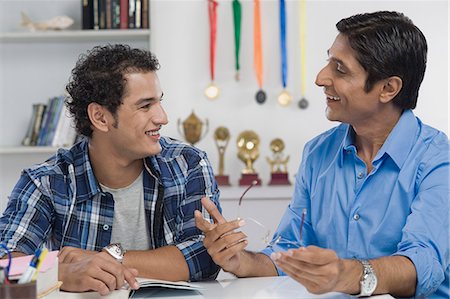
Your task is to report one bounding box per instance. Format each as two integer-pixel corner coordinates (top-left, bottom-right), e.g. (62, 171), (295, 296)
(336, 11), (427, 110)
(65, 44), (160, 138)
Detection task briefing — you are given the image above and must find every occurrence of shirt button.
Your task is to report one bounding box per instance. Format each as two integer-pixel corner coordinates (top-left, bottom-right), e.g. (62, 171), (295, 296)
(353, 213), (360, 221)
(357, 172), (364, 179)
(103, 224), (109, 231)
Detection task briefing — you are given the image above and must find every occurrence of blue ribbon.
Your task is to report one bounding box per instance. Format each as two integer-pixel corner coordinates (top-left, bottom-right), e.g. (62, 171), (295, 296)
(280, 0), (287, 88)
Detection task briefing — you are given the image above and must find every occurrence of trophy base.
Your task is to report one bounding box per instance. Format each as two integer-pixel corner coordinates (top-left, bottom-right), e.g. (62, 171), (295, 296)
(239, 173), (262, 186)
(215, 175), (231, 186)
(268, 173), (291, 185)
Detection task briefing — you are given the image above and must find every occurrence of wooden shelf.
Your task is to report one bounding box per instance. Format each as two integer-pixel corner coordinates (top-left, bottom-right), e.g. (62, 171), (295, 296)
(0, 146), (62, 154)
(0, 29), (151, 42)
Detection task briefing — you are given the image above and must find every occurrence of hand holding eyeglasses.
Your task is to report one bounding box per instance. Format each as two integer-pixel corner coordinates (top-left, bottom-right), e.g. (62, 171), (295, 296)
(195, 197), (248, 274)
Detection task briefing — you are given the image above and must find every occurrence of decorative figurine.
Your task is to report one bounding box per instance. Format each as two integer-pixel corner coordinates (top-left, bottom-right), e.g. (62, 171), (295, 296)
(266, 138), (291, 185)
(177, 111), (209, 145)
(213, 126), (231, 186)
(236, 130), (262, 186)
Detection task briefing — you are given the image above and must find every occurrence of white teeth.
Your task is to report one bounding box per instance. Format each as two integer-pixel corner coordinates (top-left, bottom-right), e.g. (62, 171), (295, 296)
(327, 95), (340, 101)
(146, 130), (159, 136)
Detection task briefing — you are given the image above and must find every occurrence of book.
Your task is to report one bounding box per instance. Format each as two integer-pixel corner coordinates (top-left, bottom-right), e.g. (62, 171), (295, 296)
(82, 0), (94, 29)
(0, 251), (60, 298)
(22, 103), (42, 146)
(120, 0), (129, 29)
(53, 278), (203, 299)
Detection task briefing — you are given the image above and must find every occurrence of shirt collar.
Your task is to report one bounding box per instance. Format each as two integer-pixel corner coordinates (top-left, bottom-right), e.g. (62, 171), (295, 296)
(373, 109), (418, 169)
(75, 138), (102, 200)
(340, 110), (418, 169)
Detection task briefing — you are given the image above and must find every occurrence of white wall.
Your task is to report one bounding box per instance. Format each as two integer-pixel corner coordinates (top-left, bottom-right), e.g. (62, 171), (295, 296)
(151, 0), (449, 186)
(0, 1), (448, 209)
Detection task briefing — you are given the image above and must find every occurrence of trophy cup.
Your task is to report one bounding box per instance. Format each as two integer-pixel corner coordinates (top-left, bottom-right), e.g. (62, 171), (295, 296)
(177, 111), (209, 146)
(236, 130), (262, 186)
(266, 138), (291, 185)
(213, 126), (231, 186)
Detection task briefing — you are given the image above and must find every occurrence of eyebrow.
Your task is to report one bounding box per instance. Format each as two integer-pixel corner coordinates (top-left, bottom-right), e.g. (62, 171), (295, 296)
(135, 92), (164, 106)
(327, 50), (347, 68)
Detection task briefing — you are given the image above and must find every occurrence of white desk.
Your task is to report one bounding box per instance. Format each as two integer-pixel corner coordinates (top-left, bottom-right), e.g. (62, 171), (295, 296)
(132, 276), (394, 299)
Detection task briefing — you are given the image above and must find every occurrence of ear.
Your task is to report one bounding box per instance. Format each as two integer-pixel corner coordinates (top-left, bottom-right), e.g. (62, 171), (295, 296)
(87, 102), (110, 133)
(379, 76), (403, 104)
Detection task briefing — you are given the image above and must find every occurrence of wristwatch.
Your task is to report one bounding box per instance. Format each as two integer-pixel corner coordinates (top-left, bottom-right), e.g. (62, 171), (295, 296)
(357, 259), (377, 297)
(103, 243), (126, 263)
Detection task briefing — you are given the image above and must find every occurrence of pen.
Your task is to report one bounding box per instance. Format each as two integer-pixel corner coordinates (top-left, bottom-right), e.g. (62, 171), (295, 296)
(18, 247), (41, 284)
(299, 208), (307, 244)
(0, 266), (6, 284)
(31, 247), (48, 281)
(0, 244), (11, 284)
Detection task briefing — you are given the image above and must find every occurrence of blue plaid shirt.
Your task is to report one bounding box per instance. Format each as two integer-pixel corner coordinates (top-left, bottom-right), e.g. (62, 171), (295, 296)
(0, 136), (221, 281)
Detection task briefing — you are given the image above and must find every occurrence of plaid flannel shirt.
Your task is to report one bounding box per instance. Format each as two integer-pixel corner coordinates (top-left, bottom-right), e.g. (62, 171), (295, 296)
(0, 136), (221, 281)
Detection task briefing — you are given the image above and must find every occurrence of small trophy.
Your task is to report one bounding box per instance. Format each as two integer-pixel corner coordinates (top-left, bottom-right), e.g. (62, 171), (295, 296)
(213, 126), (231, 186)
(177, 111), (209, 146)
(266, 138), (291, 185)
(236, 130), (262, 186)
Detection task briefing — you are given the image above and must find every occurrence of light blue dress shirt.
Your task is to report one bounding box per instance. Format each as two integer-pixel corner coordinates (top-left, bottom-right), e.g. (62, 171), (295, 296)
(262, 110), (449, 298)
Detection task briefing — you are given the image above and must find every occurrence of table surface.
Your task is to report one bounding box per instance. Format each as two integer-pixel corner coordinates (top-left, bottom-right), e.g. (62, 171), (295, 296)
(131, 276), (395, 299)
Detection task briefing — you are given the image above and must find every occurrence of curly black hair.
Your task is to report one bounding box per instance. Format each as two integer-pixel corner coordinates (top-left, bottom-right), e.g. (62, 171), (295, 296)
(336, 11), (427, 110)
(65, 44), (160, 138)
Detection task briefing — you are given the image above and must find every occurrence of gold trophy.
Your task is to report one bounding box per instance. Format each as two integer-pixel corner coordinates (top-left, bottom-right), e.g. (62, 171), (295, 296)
(236, 130), (262, 186)
(213, 126), (231, 186)
(177, 111), (209, 146)
(266, 138), (291, 185)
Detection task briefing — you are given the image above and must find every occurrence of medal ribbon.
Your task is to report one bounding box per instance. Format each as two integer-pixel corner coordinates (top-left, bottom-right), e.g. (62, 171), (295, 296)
(232, 0), (242, 79)
(208, 0), (219, 81)
(299, 0), (306, 96)
(280, 0), (287, 89)
(254, 0), (263, 88)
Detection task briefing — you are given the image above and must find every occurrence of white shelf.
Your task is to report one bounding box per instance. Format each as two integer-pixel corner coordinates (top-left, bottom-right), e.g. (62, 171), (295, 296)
(0, 29), (151, 42)
(0, 146), (61, 154)
(219, 185), (294, 201)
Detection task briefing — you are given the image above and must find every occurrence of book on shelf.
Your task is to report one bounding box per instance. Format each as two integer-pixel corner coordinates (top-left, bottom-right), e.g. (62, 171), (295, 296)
(53, 277), (203, 299)
(22, 95), (77, 148)
(81, 0), (149, 30)
(22, 103), (46, 146)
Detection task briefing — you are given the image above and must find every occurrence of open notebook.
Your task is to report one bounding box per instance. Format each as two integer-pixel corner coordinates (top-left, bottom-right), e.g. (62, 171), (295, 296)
(50, 278), (204, 299)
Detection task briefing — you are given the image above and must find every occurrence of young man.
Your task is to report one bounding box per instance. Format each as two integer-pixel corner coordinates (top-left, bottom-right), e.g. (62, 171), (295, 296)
(196, 11), (449, 298)
(0, 44), (221, 295)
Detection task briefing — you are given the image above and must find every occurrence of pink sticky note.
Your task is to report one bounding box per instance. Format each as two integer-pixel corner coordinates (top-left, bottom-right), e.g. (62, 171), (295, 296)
(0, 250), (58, 276)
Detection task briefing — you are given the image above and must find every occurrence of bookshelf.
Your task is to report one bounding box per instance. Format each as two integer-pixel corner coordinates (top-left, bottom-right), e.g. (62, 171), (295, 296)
(0, 29), (151, 43)
(0, 0), (151, 210)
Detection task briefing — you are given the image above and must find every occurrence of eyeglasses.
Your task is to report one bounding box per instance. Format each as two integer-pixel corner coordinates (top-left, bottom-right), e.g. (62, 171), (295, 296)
(237, 181), (306, 251)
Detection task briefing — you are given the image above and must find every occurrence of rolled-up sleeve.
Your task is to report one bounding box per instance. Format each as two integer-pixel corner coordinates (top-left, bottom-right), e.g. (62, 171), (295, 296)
(393, 147), (449, 297)
(175, 152), (221, 281)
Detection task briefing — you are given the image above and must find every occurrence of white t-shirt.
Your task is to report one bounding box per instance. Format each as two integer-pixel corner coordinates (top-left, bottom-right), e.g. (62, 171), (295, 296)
(100, 172), (150, 250)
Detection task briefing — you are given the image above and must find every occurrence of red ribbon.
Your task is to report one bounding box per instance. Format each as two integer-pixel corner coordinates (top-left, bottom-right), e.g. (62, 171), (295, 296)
(208, 0), (219, 81)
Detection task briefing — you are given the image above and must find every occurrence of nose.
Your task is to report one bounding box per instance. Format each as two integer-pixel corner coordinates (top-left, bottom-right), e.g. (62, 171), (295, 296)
(315, 65), (331, 87)
(153, 103), (169, 125)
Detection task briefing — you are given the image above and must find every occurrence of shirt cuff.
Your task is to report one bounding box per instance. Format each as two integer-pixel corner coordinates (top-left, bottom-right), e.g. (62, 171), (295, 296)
(260, 246), (285, 276)
(175, 237), (220, 281)
(393, 249), (445, 297)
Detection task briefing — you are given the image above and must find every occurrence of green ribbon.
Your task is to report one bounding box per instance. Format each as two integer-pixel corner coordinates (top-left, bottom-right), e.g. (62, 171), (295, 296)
(232, 0), (242, 80)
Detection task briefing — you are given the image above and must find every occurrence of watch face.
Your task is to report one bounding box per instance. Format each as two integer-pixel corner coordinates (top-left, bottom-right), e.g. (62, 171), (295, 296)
(362, 273), (378, 293)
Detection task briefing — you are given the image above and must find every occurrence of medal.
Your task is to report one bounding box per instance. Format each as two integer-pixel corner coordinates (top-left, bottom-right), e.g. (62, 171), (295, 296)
(254, 0), (266, 104)
(205, 0), (220, 100)
(278, 0), (291, 107)
(204, 83), (220, 100)
(277, 90), (292, 107)
(297, 0), (309, 109)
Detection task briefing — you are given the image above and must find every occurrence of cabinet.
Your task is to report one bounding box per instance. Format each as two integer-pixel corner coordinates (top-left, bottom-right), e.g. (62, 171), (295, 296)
(0, 0), (151, 210)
